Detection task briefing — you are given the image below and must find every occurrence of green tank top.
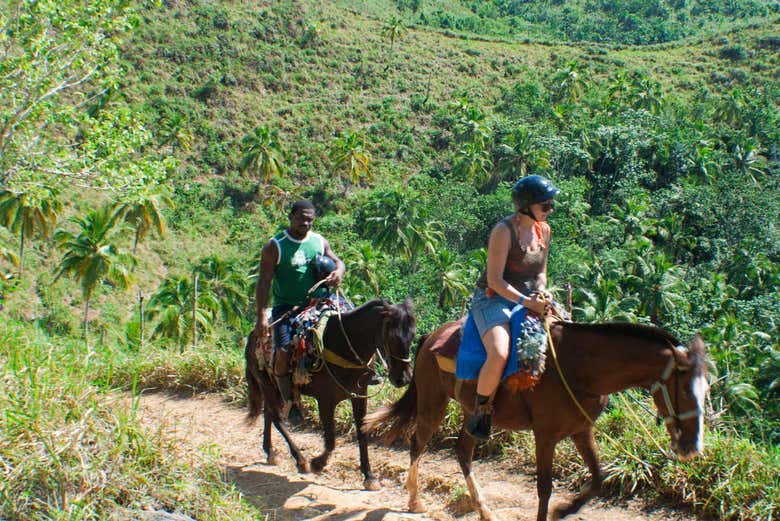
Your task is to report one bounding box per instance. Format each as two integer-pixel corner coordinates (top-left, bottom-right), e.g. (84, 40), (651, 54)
(271, 230), (325, 306)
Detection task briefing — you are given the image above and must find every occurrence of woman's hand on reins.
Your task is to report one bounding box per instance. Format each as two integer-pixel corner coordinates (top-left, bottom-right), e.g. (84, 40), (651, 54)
(523, 293), (548, 316)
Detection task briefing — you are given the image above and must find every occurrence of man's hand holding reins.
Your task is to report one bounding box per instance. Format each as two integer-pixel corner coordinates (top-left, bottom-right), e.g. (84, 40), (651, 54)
(323, 270), (343, 288)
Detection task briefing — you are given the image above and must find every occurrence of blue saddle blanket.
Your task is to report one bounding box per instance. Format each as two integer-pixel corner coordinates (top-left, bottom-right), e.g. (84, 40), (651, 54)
(455, 305), (528, 381)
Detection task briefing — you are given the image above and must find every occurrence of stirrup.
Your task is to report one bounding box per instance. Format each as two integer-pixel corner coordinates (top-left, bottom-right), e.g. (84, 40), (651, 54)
(466, 410), (492, 440)
(466, 402), (493, 441)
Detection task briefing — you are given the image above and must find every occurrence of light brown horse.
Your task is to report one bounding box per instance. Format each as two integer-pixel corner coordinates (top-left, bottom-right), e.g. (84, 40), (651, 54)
(364, 320), (708, 521)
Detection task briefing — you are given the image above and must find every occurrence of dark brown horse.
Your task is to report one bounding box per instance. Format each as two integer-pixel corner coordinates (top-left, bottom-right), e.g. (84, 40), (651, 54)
(364, 320), (708, 520)
(245, 298), (415, 490)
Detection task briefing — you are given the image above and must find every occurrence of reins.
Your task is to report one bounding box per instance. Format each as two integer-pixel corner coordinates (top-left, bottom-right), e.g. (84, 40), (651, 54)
(542, 314), (668, 463)
(322, 288), (387, 399)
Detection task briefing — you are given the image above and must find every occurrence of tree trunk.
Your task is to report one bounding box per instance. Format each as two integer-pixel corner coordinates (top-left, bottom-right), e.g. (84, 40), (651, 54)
(139, 293), (145, 348)
(18, 221), (25, 277)
(83, 299), (90, 348)
(191, 273), (198, 351)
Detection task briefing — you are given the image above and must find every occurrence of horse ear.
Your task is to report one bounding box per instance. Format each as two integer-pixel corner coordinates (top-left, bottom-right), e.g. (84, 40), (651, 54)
(672, 345), (692, 372)
(689, 333), (706, 355)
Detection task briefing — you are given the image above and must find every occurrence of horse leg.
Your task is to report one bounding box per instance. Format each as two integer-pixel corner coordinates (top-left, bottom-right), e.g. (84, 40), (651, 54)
(455, 427), (498, 521)
(309, 397), (336, 474)
(552, 428), (602, 520)
(406, 388), (449, 513)
(349, 396), (380, 490)
(534, 435), (556, 521)
(263, 404), (279, 465)
(269, 411), (310, 473)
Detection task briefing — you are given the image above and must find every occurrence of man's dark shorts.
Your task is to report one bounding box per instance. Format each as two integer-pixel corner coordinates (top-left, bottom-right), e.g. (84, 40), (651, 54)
(271, 305), (296, 353)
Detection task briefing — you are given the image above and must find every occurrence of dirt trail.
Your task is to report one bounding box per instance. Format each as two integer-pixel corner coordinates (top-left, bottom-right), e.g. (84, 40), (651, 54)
(135, 392), (694, 521)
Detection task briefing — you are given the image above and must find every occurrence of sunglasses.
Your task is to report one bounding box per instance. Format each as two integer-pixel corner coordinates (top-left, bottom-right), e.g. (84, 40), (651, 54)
(539, 201), (555, 212)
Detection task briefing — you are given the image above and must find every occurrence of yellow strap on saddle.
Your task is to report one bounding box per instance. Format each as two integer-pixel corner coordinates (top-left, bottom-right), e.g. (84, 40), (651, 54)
(311, 310), (368, 370)
(324, 349), (366, 369)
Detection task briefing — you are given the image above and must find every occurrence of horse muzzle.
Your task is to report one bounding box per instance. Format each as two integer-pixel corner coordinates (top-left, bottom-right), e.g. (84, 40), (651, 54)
(390, 366), (412, 387)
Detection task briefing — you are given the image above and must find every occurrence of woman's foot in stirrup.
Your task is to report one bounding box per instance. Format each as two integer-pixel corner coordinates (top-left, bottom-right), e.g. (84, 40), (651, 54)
(466, 393), (493, 440)
(466, 409), (492, 440)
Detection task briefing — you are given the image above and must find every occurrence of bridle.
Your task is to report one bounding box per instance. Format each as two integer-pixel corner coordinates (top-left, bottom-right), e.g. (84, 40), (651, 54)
(650, 353), (702, 432)
(320, 297), (411, 399)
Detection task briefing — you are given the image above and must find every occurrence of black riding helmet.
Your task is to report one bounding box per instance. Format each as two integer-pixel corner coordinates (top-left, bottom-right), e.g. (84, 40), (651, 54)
(511, 175), (561, 209)
(311, 254), (337, 282)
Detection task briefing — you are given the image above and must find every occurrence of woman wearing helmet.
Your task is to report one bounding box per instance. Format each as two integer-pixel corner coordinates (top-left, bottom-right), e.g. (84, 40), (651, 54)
(466, 175), (560, 440)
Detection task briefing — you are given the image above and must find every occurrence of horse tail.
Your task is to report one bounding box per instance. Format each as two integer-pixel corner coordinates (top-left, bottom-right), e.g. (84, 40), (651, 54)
(244, 330), (264, 425)
(363, 378), (418, 446)
(363, 334), (428, 445)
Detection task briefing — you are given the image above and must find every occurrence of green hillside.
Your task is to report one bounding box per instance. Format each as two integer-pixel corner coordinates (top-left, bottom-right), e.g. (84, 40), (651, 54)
(1, 0), (779, 519)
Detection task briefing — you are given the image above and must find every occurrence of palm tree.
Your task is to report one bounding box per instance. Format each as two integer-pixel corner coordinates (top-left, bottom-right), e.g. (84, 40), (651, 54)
(628, 75), (663, 114)
(607, 197), (656, 243)
(731, 137), (765, 187)
(625, 247), (689, 325)
(329, 131), (372, 188)
(381, 17), (406, 72)
(239, 125), (285, 183)
(0, 189), (61, 275)
(551, 61), (586, 103)
(495, 128), (550, 182)
(605, 70), (631, 112)
(685, 140), (719, 183)
(147, 275), (218, 350)
(362, 188), (444, 267)
(112, 189), (174, 254)
(713, 88), (746, 127)
(571, 257), (640, 322)
(158, 112), (194, 155)
(449, 99), (489, 147)
(53, 205), (135, 345)
(430, 249), (470, 309)
(193, 255), (247, 328)
(343, 242), (386, 298)
(453, 141), (493, 187)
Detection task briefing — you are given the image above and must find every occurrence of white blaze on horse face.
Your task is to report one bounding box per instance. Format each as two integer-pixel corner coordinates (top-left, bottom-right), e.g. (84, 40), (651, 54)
(692, 373), (708, 454)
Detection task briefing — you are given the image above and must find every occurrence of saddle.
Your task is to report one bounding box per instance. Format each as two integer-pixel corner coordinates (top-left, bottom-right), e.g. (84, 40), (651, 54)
(253, 294), (354, 381)
(432, 304), (567, 394)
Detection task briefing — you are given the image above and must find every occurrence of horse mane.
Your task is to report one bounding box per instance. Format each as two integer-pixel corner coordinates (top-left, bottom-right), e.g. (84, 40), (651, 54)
(342, 298), (388, 316)
(342, 297), (414, 323)
(561, 321), (680, 346)
(559, 321), (706, 375)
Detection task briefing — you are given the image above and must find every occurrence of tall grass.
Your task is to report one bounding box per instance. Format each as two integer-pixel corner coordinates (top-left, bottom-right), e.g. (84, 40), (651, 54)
(0, 319), (257, 521)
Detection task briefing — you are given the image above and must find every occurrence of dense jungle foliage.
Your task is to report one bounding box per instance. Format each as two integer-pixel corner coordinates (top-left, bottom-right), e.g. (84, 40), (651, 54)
(1, 0), (779, 519)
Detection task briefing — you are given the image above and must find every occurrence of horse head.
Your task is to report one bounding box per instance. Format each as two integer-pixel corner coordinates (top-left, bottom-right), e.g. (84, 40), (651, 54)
(379, 297), (416, 387)
(650, 334), (709, 460)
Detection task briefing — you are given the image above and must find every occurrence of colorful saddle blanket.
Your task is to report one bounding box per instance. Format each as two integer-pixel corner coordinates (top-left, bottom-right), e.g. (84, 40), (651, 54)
(454, 305), (548, 391)
(290, 294), (353, 362)
(288, 294), (355, 385)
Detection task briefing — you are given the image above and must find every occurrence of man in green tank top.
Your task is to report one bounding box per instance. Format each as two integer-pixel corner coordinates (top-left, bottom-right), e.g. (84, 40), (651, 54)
(255, 200), (345, 424)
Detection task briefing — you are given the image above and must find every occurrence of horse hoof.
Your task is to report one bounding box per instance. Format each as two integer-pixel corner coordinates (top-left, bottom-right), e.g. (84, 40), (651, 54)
(477, 508), (499, 521)
(267, 454), (279, 466)
(408, 499), (427, 513)
(364, 478), (381, 491)
(296, 460), (310, 473)
(310, 456), (326, 473)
